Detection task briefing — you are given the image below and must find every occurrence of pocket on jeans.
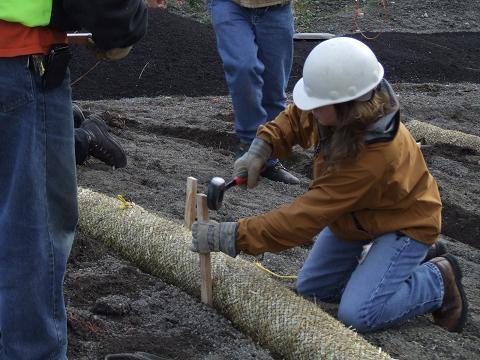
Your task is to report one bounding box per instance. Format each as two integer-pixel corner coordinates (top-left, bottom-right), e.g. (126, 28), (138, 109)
(0, 58), (34, 114)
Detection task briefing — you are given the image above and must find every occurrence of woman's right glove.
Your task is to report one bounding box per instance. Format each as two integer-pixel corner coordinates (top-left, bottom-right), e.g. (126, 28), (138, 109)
(191, 221), (238, 258)
(86, 38), (133, 61)
(234, 138), (272, 189)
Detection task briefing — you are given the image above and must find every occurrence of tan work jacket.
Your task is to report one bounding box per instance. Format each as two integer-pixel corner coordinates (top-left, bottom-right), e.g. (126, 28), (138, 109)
(236, 104), (442, 255)
(232, 0), (291, 8)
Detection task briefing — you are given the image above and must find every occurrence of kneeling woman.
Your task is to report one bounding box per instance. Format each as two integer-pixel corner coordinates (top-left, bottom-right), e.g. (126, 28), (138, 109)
(191, 37), (468, 333)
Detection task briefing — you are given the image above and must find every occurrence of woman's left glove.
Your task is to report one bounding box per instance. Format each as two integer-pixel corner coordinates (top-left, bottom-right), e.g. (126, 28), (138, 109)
(191, 221), (238, 257)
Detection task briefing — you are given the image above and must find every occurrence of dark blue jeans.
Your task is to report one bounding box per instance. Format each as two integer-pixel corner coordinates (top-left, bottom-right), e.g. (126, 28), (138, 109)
(296, 228), (444, 332)
(0, 56), (77, 359)
(209, 0), (294, 149)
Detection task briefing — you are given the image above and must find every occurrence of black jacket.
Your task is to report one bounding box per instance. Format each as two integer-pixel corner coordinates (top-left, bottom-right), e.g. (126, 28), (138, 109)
(50, 0), (148, 50)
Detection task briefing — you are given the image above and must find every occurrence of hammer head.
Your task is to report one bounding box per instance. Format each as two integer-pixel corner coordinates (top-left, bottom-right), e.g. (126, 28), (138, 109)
(207, 177), (226, 210)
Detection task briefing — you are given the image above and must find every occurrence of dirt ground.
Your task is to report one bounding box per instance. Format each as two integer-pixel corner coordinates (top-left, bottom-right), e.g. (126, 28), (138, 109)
(66, 2), (480, 359)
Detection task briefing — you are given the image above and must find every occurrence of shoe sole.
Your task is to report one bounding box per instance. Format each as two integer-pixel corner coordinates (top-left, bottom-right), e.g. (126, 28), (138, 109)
(443, 253), (469, 332)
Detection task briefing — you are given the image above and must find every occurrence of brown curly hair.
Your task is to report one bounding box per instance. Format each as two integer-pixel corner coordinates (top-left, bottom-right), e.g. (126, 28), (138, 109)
(318, 88), (394, 169)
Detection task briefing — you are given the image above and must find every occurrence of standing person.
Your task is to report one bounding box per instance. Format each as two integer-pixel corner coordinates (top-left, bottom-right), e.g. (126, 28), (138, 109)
(0, 1), (147, 358)
(192, 37), (468, 333)
(209, 0), (299, 184)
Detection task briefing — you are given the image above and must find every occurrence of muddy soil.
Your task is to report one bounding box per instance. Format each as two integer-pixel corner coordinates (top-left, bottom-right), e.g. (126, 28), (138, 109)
(66, 3), (480, 360)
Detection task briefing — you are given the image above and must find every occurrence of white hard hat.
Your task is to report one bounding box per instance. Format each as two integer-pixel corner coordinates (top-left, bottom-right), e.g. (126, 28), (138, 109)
(293, 37), (384, 111)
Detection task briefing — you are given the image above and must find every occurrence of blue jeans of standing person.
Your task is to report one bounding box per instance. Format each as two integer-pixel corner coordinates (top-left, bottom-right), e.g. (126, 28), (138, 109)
(296, 228), (444, 332)
(209, 0), (294, 163)
(0, 56), (77, 359)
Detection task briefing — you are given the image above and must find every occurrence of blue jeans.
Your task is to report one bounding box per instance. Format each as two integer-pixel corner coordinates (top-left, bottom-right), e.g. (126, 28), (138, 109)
(0, 56), (77, 359)
(209, 0), (294, 147)
(296, 228), (444, 332)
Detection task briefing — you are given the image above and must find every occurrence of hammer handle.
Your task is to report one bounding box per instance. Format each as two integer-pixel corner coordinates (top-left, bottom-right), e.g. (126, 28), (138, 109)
(226, 176), (248, 189)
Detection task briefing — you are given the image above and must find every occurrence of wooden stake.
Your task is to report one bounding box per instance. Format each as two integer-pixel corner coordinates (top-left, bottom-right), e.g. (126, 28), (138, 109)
(196, 193), (213, 306)
(184, 177), (197, 230)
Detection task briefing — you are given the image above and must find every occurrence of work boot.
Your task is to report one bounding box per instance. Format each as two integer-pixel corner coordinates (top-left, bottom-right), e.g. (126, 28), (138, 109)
(79, 115), (127, 168)
(261, 162), (300, 185)
(72, 103), (86, 128)
(422, 240), (447, 263)
(235, 143), (300, 185)
(429, 254), (468, 332)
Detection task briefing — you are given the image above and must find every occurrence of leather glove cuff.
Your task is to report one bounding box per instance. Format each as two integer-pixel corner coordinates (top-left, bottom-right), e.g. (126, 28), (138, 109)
(218, 222), (238, 258)
(249, 138), (272, 162)
(87, 38), (132, 61)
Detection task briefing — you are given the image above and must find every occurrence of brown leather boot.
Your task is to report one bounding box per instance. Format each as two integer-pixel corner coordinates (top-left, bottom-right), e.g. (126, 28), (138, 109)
(429, 254), (468, 332)
(422, 240), (447, 263)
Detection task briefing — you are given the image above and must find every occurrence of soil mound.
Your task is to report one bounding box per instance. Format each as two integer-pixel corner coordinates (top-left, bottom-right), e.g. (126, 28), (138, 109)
(69, 11), (480, 100)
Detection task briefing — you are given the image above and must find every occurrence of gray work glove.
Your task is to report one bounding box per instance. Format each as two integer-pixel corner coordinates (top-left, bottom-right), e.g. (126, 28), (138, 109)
(191, 221), (238, 258)
(234, 138), (272, 189)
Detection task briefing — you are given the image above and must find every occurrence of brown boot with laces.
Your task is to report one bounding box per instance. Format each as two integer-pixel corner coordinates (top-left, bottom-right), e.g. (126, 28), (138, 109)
(429, 254), (468, 332)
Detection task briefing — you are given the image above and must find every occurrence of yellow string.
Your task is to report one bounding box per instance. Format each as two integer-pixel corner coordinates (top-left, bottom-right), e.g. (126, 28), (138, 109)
(116, 194), (133, 209)
(255, 262), (297, 280)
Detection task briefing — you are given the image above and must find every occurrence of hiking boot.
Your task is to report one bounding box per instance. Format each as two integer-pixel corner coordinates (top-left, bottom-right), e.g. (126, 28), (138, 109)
(422, 240), (447, 263)
(429, 254), (468, 332)
(234, 143), (299, 185)
(261, 162), (300, 185)
(80, 115), (127, 168)
(72, 103), (86, 128)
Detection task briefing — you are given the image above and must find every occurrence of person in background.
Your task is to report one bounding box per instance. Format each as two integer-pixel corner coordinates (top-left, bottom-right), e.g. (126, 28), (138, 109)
(192, 37), (468, 333)
(0, 0), (147, 358)
(208, 0), (299, 184)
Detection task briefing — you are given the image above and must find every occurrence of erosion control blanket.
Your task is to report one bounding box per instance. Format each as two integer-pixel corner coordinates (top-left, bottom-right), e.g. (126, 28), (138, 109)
(78, 188), (391, 360)
(407, 119), (480, 153)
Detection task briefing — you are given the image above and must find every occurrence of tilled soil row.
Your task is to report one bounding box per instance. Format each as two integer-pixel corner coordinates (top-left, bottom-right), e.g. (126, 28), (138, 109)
(69, 12), (480, 101)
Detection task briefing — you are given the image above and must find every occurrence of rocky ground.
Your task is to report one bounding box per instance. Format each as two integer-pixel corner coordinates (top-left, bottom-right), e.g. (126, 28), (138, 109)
(66, 2), (480, 359)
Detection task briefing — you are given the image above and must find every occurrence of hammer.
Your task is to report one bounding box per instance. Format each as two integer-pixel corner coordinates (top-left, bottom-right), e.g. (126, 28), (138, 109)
(207, 176), (247, 210)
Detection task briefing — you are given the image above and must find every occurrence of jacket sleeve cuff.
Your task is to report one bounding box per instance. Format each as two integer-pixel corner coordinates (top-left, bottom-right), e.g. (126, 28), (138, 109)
(249, 138), (272, 161)
(219, 222), (239, 258)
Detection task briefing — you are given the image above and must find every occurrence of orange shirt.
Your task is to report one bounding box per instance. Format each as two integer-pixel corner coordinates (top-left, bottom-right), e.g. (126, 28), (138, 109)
(0, 20), (66, 57)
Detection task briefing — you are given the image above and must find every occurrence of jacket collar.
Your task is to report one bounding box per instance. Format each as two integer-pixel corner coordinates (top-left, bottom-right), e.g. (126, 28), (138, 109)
(364, 79), (400, 144)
